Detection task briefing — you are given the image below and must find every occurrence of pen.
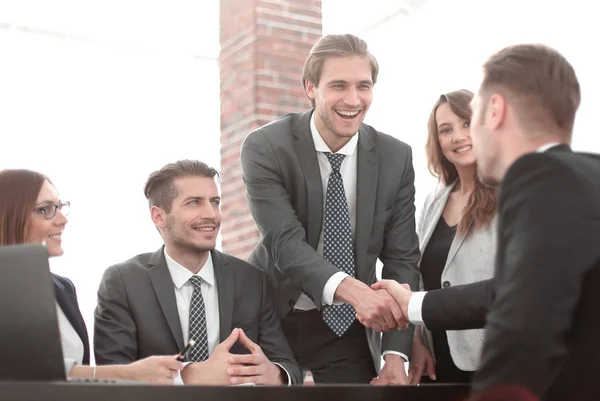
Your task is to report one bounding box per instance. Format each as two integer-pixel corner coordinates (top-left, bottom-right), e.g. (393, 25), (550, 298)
(176, 339), (196, 361)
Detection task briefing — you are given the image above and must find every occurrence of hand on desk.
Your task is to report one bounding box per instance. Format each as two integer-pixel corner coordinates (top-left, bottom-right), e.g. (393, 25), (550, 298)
(356, 280), (413, 332)
(180, 328), (285, 386)
(226, 328), (285, 385)
(371, 354), (409, 385)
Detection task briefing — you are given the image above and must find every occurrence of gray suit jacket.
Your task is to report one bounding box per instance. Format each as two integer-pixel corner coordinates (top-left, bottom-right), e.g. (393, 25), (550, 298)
(240, 110), (421, 370)
(417, 182), (496, 371)
(93, 247), (303, 384)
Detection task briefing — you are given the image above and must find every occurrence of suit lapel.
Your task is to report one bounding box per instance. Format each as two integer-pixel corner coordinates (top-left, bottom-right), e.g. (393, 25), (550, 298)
(212, 250), (233, 342)
(355, 127), (378, 271)
(445, 226), (467, 268)
(53, 277), (90, 365)
(291, 110), (323, 249)
(148, 247), (185, 350)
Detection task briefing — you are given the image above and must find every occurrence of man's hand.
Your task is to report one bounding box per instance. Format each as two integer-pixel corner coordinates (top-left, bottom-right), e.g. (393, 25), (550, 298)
(180, 328), (240, 385)
(371, 354), (409, 385)
(356, 280), (413, 331)
(335, 278), (402, 331)
(226, 329), (285, 385)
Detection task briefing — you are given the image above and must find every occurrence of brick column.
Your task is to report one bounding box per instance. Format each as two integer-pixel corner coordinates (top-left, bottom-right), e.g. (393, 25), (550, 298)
(219, 0), (322, 259)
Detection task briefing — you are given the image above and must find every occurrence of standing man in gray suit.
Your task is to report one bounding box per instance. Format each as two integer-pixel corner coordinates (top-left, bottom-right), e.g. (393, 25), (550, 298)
(240, 34), (420, 384)
(94, 160), (302, 385)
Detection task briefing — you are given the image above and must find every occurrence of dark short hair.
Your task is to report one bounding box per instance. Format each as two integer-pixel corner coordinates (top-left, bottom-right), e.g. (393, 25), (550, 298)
(144, 160), (219, 213)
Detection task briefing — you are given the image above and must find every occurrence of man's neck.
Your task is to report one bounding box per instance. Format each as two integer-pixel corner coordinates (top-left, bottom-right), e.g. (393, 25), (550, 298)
(164, 244), (209, 274)
(499, 134), (568, 181)
(314, 116), (353, 153)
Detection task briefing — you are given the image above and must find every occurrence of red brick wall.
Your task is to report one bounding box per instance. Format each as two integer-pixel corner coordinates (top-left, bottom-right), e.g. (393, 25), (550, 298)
(219, 0), (322, 259)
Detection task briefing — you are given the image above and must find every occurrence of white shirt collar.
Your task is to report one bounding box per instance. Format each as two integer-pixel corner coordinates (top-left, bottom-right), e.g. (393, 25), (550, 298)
(310, 111), (359, 155)
(164, 249), (215, 289)
(537, 142), (562, 153)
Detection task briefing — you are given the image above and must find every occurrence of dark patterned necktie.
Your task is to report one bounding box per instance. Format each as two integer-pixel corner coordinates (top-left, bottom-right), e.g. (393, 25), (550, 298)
(187, 276), (209, 361)
(321, 153), (356, 336)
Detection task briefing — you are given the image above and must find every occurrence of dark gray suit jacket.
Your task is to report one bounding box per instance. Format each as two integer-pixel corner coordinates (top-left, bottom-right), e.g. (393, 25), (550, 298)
(240, 110), (420, 369)
(93, 247), (302, 384)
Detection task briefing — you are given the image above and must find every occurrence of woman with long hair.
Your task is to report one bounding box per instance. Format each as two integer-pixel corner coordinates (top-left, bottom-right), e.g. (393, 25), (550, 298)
(410, 90), (497, 384)
(0, 169), (183, 383)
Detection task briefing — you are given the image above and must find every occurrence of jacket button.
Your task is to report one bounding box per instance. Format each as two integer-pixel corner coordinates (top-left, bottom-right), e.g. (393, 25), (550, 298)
(442, 281), (451, 288)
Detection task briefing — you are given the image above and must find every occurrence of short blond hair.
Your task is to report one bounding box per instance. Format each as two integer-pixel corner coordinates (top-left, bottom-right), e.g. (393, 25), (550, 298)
(302, 34), (379, 108)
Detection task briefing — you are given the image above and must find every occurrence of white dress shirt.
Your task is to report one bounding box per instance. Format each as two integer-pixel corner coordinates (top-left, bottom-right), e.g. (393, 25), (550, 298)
(293, 113), (357, 310)
(299, 113), (408, 362)
(57, 302), (84, 376)
(165, 250), (291, 385)
(165, 250), (220, 355)
(407, 141), (564, 326)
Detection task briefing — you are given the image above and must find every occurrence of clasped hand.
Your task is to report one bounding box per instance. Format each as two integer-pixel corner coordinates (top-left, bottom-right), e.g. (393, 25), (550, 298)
(181, 328), (284, 385)
(355, 280), (413, 332)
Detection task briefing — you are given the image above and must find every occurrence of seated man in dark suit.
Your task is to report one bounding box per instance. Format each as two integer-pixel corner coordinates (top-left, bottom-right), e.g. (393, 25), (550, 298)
(360, 44), (600, 401)
(94, 160), (302, 385)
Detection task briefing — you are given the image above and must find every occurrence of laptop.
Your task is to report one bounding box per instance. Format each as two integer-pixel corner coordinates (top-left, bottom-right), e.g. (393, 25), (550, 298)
(0, 244), (66, 381)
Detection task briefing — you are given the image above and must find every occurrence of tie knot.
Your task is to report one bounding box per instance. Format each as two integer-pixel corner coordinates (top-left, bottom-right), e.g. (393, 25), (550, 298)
(326, 153), (345, 173)
(188, 275), (203, 290)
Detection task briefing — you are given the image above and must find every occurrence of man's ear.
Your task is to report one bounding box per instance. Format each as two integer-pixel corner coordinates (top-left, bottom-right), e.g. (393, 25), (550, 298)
(488, 93), (507, 130)
(150, 205), (167, 229)
(305, 80), (317, 101)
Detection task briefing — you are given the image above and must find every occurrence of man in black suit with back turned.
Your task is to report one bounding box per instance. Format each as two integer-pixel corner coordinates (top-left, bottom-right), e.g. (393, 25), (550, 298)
(364, 44), (600, 401)
(240, 34), (420, 384)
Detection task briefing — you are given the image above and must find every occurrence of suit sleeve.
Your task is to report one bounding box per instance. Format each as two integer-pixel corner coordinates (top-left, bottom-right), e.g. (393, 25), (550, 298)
(380, 146), (421, 356)
(256, 273), (303, 384)
(472, 154), (600, 397)
(94, 265), (138, 364)
(421, 279), (495, 330)
(241, 130), (340, 307)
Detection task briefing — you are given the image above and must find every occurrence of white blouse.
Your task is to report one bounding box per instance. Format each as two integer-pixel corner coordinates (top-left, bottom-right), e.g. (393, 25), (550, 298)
(56, 302), (84, 375)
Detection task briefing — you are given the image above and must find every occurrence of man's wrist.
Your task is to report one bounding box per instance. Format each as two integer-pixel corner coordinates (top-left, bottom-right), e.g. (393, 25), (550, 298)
(334, 277), (369, 305)
(271, 363), (286, 384)
(401, 291), (413, 317)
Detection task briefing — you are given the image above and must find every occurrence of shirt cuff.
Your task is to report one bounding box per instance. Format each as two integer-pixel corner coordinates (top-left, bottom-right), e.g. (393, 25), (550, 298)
(408, 291), (427, 327)
(174, 361), (193, 385)
(382, 351), (409, 362)
(273, 363), (292, 386)
(322, 272), (350, 306)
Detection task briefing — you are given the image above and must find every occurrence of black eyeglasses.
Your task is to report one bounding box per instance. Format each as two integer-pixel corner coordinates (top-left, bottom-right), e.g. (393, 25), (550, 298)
(33, 201), (71, 220)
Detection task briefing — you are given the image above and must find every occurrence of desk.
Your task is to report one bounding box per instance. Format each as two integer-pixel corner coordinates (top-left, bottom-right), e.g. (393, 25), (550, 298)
(0, 382), (469, 401)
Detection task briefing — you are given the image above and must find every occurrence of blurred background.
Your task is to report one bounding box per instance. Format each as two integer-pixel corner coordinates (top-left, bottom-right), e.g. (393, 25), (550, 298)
(1, 0), (598, 362)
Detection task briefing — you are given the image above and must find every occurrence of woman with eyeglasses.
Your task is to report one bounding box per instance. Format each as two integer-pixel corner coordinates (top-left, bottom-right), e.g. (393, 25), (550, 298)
(0, 169), (183, 383)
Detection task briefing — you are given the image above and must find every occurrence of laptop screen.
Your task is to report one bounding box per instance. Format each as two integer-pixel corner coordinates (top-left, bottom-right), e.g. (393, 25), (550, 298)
(0, 244), (66, 381)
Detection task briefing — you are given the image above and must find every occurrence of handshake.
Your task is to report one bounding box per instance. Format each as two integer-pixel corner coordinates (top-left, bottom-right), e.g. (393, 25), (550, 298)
(340, 279), (415, 332)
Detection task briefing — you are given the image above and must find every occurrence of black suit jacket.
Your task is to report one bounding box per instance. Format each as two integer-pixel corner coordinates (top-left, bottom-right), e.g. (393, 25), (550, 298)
(93, 248), (303, 384)
(240, 110), (420, 368)
(52, 273), (90, 365)
(421, 146), (600, 401)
